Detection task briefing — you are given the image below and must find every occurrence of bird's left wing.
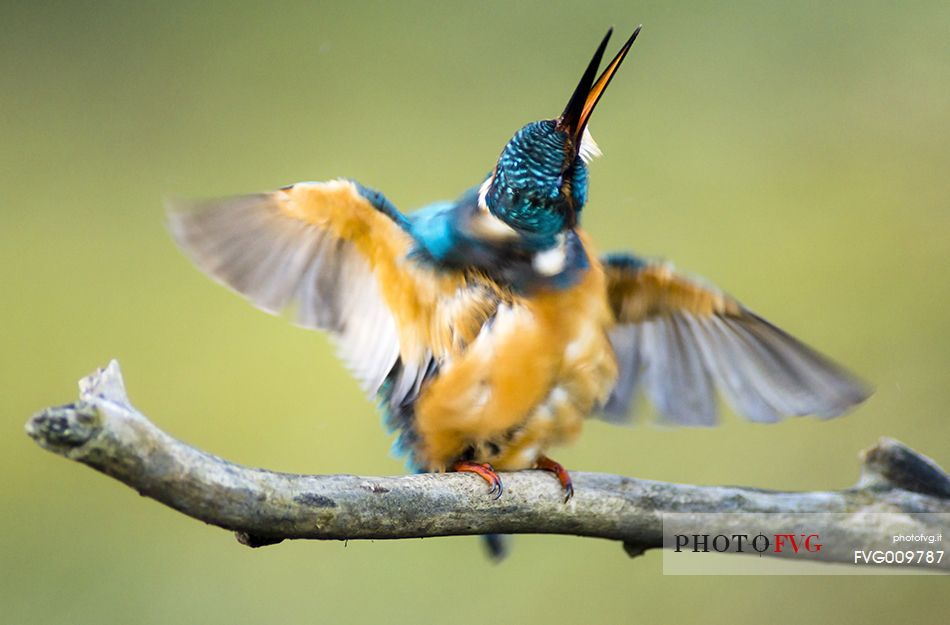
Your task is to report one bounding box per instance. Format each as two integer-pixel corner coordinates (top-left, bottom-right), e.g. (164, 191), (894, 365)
(600, 253), (871, 425)
(167, 179), (431, 403)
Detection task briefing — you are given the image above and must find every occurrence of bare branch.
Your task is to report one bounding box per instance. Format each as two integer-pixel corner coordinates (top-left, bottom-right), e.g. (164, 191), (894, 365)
(26, 361), (949, 570)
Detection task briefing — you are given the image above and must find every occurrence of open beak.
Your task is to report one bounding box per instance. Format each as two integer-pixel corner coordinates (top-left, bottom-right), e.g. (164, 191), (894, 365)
(558, 26), (642, 147)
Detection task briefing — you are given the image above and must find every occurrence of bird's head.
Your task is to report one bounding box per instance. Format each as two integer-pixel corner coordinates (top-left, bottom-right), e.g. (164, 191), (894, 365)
(481, 27), (641, 245)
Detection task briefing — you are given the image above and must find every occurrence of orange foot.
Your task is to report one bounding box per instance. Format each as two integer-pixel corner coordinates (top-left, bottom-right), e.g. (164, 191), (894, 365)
(536, 455), (574, 502)
(452, 461), (503, 500)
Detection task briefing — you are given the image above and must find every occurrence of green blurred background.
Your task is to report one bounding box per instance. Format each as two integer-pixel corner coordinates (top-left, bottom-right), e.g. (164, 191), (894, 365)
(2, 1), (948, 623)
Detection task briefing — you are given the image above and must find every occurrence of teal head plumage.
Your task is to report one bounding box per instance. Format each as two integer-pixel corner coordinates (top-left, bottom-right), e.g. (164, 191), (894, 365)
(485, 28), (639, 247)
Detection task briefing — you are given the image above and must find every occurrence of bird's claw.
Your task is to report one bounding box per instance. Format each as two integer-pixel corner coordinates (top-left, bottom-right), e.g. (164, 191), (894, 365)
(536, 454), (574, 502)
(452, 461), (504, 500)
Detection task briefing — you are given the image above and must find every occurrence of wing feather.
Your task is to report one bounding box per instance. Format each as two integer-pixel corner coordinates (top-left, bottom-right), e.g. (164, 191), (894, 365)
(601, 254), (871, 425)
(167, 179), (428, 402)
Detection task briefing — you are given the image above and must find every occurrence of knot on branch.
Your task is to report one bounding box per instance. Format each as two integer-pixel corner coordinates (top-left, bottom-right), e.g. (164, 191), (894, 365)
(860, 437), (950, 499)
(235, 532), (286, 548)
(25, 360), (128, 454)
(26, 402), (101, 452)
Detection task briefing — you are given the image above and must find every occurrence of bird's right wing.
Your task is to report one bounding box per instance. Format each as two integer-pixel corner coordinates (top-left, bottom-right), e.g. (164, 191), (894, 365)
(600, 253), (871, 425)
(167, 179), (437, 405)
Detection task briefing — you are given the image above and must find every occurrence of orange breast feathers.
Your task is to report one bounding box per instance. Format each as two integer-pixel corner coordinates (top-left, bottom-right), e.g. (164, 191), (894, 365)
(411, 234), (619, 472)
(169, 182), (619, 471)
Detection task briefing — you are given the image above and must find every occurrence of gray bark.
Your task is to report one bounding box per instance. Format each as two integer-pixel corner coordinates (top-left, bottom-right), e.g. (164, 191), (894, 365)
(26, 361), (949, 570)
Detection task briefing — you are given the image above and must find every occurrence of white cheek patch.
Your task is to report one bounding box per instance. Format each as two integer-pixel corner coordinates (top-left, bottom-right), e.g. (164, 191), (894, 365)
(476, 177), (492, 210)
(472, 209), (519, 240)
(471, 176), (519, 240)
(532, 233), (568, 276)
(579, 128), (602, 163)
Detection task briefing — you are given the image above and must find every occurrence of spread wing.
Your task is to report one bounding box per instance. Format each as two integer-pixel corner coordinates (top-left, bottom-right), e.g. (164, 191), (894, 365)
(600, 253), (871, 425)
(167, 179), (430, 405)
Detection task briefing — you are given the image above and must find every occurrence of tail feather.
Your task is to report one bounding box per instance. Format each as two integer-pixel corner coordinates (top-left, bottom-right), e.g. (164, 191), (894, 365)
(481, 534), (509, 561)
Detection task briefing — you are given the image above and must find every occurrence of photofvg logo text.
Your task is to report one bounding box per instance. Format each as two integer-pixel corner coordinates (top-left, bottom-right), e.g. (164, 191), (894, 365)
(674, 532), (822, 555)
(662, 513), (948, 576)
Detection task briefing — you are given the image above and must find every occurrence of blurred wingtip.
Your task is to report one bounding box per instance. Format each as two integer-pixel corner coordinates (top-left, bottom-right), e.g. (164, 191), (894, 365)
(813, 377), (874, 419)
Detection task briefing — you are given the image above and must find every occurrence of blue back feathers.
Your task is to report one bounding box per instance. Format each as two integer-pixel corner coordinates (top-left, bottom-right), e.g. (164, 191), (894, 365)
(409, 196), (471, 262)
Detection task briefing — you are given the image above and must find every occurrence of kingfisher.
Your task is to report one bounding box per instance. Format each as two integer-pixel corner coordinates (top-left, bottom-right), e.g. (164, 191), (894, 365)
(168, 26), (870, 553)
